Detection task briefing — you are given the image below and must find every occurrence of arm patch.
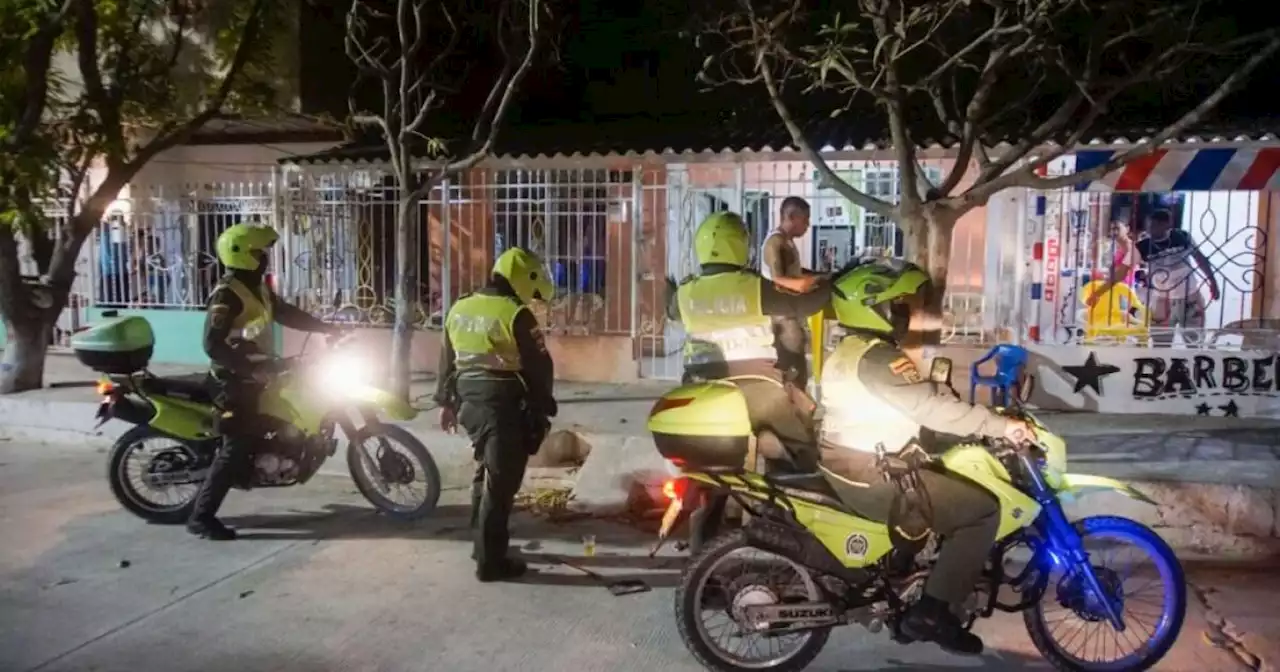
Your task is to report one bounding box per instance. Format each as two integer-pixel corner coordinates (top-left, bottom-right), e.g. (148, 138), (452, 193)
(888, 356), (923, 383)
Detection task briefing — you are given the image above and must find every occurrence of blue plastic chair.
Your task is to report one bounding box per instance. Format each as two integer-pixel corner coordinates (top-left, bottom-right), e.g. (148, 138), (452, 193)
(969, 343), (1029, 407)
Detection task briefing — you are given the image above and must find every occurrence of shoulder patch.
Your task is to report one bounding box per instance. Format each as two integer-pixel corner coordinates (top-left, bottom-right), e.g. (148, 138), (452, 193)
(888, 355), (923, 383)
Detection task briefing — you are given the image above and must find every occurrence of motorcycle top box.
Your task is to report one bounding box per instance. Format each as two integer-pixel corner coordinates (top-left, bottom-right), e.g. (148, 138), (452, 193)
(70, 315), (155, 374)
(647, 380), (753, 467)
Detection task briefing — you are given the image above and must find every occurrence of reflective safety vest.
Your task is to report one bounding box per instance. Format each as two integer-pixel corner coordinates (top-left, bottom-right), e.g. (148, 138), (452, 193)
(676, 271), (774, 366)
(220, 277), (275, 356)
(445, 293), (524, 372)
(819, 335), (919, 454)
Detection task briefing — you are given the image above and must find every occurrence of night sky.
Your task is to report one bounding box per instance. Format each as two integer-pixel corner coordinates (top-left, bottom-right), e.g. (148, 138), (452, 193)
(301, 0), (1279, 141)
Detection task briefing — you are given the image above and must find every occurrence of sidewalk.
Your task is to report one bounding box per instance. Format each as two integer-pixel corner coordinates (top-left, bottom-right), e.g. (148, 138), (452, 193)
(5, 353), (1280, 558)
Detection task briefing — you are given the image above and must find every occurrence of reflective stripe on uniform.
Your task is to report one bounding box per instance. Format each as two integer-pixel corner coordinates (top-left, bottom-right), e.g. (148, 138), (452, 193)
(445, 294), (524, 373)
(819, 335), (919, 454)
(677, 271), (773, 366)
(219, 277), (275, 356)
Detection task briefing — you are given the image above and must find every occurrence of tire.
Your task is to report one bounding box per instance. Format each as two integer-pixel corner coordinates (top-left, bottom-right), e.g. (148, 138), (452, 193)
(347, 423), (441, 521)
(107, 425), (204, 525)
(1023, 516), (1187, 672)
(674, 529), (831, 672)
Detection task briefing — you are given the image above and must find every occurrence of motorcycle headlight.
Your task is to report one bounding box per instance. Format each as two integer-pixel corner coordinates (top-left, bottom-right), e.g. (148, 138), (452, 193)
(316, 352), (371, 389)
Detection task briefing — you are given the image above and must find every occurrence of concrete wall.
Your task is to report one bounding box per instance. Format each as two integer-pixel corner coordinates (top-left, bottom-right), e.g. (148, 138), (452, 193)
(279, 326), (638, 383)
(932, 343), (1280, 418)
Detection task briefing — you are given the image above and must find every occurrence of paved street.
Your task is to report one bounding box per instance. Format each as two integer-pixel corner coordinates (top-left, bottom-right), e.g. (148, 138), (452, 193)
(0, 439), (1274, 672)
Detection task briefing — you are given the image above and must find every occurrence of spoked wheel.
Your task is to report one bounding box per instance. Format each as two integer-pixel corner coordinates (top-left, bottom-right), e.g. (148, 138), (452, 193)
(107, 426), (209, 524)
(675, 530), (831, 672)
(347, 423), (441, 521)
(1024, 516), (1186, 671)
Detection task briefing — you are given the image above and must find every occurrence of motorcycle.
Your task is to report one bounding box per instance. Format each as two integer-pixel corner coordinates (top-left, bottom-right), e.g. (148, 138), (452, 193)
(71, 315), (441, 524)
(648, 357), (1185, 672)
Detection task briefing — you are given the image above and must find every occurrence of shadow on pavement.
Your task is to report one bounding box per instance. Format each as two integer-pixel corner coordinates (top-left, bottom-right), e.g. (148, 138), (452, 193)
(223, 503), (664, 548)
(848, 653), (1052, 671)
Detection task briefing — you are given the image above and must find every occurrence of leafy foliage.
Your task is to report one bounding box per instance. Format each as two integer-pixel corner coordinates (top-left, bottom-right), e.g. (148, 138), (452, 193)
(0, 0), (295, 393)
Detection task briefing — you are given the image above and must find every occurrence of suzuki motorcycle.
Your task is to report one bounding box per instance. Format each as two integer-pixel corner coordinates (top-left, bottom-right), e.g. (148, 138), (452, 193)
(73, 316), (441, 524)
(648, 358), (1184, 672)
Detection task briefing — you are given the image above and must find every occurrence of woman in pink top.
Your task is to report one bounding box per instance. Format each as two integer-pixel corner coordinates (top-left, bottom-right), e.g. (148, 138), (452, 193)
(1086, 219), (1137, 306)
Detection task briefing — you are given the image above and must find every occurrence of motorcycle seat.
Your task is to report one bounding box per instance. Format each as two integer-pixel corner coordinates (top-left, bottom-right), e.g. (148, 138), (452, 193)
(769, 471), (847, 510)
(142, 374), (215, 404)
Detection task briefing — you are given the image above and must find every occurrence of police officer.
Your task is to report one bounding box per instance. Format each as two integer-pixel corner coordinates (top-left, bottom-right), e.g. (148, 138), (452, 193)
(434, 247), (556, 582)
(817, 259), (1031, 655)
(191, 223), (341, 540)
(666, 211), (830, 551)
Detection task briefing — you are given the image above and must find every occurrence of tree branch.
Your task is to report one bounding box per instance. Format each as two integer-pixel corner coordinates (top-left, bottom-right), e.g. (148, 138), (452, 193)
(975, 33), (1280, 197)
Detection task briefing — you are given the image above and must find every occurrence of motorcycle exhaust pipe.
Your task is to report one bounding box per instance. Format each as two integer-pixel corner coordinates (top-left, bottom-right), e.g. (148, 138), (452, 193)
(110, 396), (157, 426)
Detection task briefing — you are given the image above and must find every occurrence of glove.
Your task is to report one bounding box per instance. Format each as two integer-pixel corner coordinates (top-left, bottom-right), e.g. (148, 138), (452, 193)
(526, 414), (551, 455)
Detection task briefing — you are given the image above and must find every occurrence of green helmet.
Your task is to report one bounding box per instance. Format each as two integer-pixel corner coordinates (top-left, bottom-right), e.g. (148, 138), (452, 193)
(493, 247), (553, 305)
(216, 223), (279, 272)
(694, 211), (750, 267)
(830, 258), (931, 333)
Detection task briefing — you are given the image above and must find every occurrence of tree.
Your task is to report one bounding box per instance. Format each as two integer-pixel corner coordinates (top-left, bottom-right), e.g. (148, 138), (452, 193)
(345, 0), (550, 401)
(697, 0), (1280, 349)
(0, 0), (290, 393)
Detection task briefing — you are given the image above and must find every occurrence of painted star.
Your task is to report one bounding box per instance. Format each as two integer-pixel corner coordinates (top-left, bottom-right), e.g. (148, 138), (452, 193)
(1219, 399), (1240, 418)
(1195, 402), (1211, 416)
(1062, 352), (1121, 395)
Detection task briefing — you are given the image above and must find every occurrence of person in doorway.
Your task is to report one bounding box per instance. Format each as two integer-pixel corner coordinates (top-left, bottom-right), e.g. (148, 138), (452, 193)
(665, 211), (830, 552)
(1135, 209), (1220, 345)
(761, 196), (820, 389)
(191, 224), (343, 540)
(434, 247), (557, 582)
(818, 258), (1032, 655)
(1085, 218), (1138, 307)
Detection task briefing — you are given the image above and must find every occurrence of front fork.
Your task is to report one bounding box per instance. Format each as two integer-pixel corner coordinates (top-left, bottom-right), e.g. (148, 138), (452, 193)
(1021, 455), (1127, 632)
(336, 408), (391, 488)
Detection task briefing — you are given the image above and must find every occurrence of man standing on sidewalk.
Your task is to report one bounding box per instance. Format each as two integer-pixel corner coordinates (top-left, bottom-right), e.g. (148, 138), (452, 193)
(435, 247), (557, 582)
(761, 196), (818, 389)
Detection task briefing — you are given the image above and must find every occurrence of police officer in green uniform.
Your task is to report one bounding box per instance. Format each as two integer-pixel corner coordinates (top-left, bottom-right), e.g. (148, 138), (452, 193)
(665, 211), (831, 551)
(817, 258), (1031, 655)
(434, 247), (556, 582)
(191, 223), (341, 540)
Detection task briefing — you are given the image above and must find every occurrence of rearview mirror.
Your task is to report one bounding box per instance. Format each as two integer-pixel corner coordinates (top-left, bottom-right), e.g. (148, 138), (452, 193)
(929, 357), (954, 386)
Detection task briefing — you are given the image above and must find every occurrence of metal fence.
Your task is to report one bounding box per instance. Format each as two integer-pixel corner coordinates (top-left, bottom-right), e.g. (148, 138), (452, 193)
(1020, 188), (1277, 350)
(632, 158), (987, 379)
(277, 167), (636, 334)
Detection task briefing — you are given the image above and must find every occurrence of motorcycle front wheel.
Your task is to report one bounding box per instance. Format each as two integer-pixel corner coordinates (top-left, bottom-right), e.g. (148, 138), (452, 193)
(347, 423), (441, 521)
(1023, 515), (1186, 671)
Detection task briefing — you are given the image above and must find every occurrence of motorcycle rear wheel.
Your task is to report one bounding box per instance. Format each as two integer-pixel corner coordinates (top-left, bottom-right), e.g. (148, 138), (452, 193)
(107, 425), (206, 525)
(675, 529), (832, 672)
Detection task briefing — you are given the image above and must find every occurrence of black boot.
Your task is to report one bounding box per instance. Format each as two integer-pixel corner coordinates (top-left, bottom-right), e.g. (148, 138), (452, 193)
(187, 517), (237, 541)
(476, 557), (528, 583)
(187, 446), (238, 541)
(899, 595), (983, 656)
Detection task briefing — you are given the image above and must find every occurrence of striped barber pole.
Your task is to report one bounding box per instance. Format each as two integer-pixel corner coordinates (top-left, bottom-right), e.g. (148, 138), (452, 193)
(1073, 147), (1280, 192)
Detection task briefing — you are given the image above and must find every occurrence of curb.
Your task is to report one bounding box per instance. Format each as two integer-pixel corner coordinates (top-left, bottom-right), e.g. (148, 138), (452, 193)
(0, 397), (635, 495)
(4, 396), (1280, 560)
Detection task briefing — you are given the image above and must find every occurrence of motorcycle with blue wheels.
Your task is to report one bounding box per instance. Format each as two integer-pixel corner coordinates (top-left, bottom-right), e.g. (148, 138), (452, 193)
(651, 357), (1185, 672)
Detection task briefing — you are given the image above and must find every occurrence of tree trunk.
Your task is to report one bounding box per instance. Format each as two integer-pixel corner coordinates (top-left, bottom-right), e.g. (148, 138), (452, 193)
(900, 208), (957, 368)
(0, 314), (51, 394)
(389, 197), (417, 401)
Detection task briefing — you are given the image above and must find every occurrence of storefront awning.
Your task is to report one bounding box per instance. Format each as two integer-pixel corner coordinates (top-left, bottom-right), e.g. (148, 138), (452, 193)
(1074, 147), (1280, 192)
